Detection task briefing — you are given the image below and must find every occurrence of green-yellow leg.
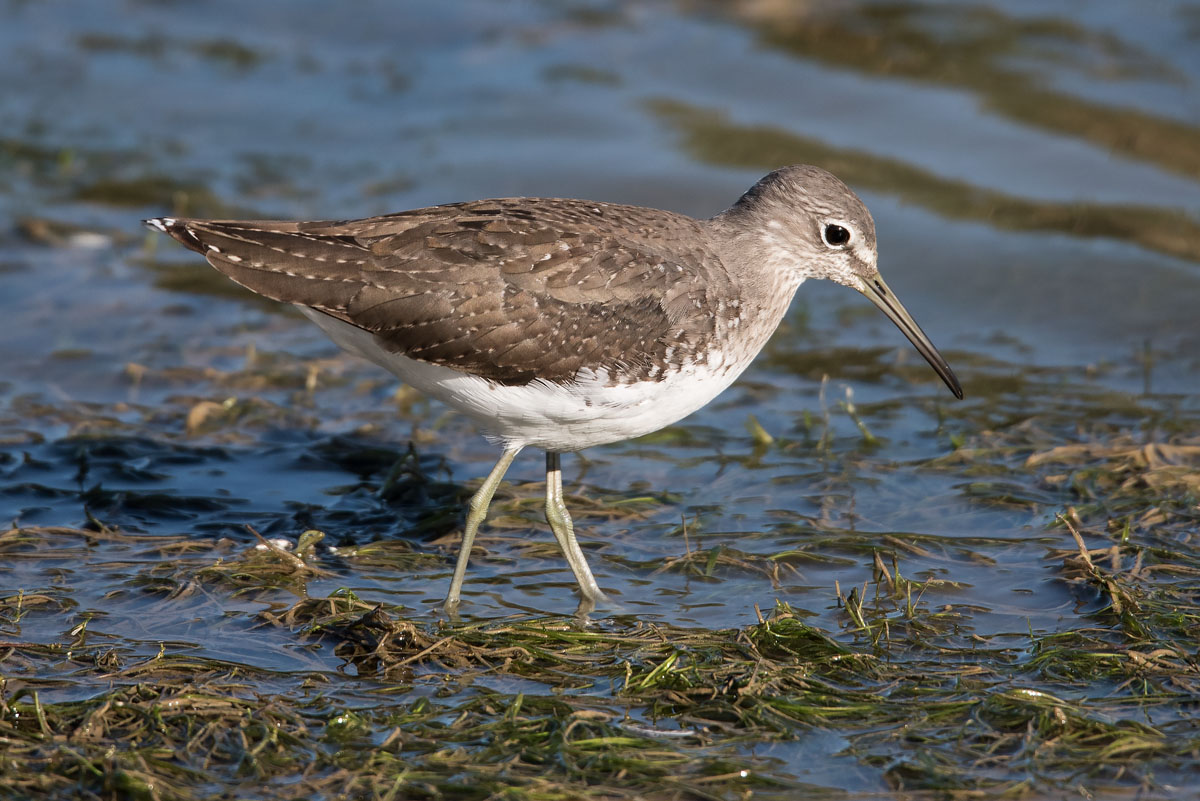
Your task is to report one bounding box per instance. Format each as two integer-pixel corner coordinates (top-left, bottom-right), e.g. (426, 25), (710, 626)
(444, 446), (520, 611)
(545, 451), (606, 604)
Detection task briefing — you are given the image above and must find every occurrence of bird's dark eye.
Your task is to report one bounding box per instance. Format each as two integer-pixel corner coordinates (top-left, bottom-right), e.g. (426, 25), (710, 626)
(823, 224), (851, 247)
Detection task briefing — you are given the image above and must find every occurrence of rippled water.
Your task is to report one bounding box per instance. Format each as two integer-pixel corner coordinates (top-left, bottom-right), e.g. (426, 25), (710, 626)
(2, 0), (1198, 796)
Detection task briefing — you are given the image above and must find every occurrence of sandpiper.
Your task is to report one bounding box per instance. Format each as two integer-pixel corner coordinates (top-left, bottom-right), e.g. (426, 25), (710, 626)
(146, 165), (962, 610)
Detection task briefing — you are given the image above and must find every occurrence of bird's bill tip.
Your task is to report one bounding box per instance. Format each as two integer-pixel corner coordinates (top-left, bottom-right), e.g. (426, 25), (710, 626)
(859, 275), (963, 399)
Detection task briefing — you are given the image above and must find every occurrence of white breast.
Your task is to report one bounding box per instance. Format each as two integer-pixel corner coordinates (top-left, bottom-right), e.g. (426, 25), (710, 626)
(298, 307), (758, 452)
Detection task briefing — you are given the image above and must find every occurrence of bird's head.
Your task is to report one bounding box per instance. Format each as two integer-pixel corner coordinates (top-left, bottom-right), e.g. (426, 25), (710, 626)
(721, 164), (962, 399)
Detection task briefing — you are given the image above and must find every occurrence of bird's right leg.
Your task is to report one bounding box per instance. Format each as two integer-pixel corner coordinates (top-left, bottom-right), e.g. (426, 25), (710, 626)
(444, 446), (521, 611)
(544, 451), (607, 605)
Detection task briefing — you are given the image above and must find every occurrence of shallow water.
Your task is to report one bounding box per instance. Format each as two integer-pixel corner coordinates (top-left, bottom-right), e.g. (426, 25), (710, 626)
(1, 1), (1198, 798)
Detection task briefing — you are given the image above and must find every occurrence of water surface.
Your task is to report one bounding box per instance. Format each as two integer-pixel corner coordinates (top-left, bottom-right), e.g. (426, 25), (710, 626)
(1, 1), (1197, 798)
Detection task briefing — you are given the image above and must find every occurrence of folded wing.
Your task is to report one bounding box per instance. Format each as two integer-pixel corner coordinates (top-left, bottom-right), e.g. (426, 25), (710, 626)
(150, 199), (730, 385)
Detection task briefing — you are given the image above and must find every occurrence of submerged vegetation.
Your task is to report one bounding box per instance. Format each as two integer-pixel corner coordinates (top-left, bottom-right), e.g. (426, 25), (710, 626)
(2, 342), (1197, 800)
(2, 0), (1199, 798)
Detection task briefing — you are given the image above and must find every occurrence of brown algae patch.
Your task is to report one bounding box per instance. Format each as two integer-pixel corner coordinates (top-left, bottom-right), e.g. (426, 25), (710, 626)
(3, 450), (1200, 801)
(5, 355), (1199, 798)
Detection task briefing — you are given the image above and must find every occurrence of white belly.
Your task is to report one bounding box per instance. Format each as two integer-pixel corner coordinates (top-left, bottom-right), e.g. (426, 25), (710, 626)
(299, 307), (754, 452)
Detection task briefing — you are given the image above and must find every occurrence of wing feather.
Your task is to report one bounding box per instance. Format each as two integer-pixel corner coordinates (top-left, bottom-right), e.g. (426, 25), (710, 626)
(151, 198), (730, 384)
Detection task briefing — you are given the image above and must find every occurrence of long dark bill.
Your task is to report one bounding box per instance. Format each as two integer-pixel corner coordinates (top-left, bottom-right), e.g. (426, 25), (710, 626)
(860, 276), (963, 399)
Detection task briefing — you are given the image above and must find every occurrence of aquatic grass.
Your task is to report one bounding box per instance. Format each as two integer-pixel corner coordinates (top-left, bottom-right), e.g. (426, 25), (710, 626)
(2, 3), (1198, 797)
(4, 492), (1200, 799)
(4, 317), (1200, 799)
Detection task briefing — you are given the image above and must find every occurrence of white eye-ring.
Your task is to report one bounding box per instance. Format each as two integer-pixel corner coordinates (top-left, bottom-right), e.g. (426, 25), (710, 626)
(822, 222), (852, 248)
